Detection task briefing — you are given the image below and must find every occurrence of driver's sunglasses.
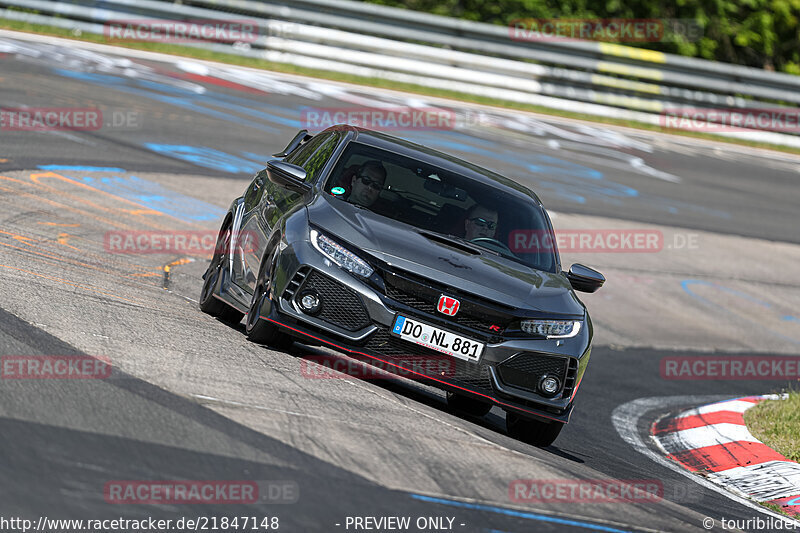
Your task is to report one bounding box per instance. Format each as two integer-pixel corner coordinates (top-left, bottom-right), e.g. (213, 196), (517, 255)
(469, 217), (497, 230)
(358, 175), (383, 191)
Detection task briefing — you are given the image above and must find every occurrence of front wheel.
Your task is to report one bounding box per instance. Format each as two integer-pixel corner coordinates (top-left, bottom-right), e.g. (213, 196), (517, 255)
(245, 252), (290, 348)
(506, 411), (563, 447)
(200, 225), (245, 324)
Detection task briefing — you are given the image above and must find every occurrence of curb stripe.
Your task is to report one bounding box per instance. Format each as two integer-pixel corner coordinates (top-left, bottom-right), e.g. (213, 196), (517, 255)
(774, 495), (800, 510)
(666, 442), (787, 473)
(675, 399), (758, 417)
(652, 394), (800, 517)
(658, 423), (761, 454)
(708, 461), (800, 502)
(653, 411), (746, 434)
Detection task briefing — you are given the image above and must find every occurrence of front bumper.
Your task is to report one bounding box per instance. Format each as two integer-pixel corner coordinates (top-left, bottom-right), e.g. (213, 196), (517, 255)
(264, 239), (592, 424)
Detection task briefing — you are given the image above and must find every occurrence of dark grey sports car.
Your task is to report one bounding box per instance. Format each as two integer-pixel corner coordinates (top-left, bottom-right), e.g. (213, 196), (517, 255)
(200, 126), (604, 446)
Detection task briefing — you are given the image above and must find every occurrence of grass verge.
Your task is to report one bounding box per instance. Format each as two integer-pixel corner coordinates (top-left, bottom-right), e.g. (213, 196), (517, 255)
(2, 17), (800, 157)
(744, 392), (800, 462)
(744, 391), (800, 518)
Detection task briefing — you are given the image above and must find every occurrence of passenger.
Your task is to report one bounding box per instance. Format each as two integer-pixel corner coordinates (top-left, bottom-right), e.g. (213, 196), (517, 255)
(464, 204), (498, 240)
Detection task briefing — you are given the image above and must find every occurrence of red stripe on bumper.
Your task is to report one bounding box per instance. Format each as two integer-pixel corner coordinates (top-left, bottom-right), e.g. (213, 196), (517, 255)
(264, 316), (566, 423)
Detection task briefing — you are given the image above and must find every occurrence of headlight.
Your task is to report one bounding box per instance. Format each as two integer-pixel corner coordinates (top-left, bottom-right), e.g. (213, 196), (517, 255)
(520, 319), (581, 339)
(310, 229), (374, 278)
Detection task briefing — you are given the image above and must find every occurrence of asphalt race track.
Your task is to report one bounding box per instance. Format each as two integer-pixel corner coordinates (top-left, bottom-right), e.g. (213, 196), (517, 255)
(1, 31), (799, 533)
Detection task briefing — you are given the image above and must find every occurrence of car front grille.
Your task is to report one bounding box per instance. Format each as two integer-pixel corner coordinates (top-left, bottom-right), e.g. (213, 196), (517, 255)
(289, 268), (370, 332)
(381, 271), (508, 335)
(363, 329), (493, 392)
(496, 352), (571, 397)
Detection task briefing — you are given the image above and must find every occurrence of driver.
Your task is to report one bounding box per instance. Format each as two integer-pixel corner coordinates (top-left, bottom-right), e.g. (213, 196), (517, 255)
(348, 160), (387, 207)
(464, 204), (498, 241)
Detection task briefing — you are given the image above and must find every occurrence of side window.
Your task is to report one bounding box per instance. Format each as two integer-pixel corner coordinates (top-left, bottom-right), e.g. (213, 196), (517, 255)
(302, 133), (340, 183)
(243, 169), (268, 211)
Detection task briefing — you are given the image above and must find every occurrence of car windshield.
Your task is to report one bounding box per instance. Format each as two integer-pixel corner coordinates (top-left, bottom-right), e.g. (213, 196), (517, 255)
(324, 141), (558, 272)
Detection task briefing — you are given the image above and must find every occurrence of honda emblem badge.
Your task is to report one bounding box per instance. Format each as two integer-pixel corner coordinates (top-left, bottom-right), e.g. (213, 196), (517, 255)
(437, 295), (460, 316)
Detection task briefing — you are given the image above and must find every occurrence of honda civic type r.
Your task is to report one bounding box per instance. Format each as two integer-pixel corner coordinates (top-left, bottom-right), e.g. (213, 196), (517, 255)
(200, 126), (604, 446)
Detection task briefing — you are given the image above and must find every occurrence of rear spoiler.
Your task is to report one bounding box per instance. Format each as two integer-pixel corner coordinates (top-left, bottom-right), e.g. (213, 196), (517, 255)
(272, 130), (313, 158)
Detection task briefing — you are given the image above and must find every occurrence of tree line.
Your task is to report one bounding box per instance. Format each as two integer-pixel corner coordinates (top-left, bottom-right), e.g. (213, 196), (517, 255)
(361, 0), (800, 74)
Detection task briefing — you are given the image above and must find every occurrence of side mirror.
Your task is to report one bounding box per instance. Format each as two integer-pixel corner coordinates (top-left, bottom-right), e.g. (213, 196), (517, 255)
(565, 263), (605, 293)
(267, 160), (311, 193)
(272, 130), (312, 158)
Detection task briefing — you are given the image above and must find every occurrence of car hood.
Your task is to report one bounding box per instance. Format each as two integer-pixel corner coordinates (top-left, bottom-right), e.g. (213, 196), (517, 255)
(306, 197), (584, 315)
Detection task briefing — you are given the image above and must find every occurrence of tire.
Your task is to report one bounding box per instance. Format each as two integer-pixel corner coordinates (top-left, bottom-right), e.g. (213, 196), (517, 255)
(446, 392), (492, 417)
(505, 411), (564, 447)
(199, 225), (245, 325)
(245, 247), (290, 347)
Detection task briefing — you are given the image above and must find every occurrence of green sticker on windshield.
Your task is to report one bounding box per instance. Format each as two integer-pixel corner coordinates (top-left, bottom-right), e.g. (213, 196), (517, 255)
(331, 187), (345, 195)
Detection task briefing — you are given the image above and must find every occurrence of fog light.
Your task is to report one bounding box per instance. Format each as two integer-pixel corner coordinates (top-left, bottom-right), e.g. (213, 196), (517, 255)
(298, 290), (321, 315)
(539, 375), (561, 396)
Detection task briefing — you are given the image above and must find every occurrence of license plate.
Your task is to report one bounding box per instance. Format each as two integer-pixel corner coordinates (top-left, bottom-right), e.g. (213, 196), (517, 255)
(390, 315), (484, 363)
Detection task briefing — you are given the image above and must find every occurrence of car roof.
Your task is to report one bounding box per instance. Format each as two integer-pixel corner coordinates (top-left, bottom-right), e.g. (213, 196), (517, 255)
(324, 125), (543, 206)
